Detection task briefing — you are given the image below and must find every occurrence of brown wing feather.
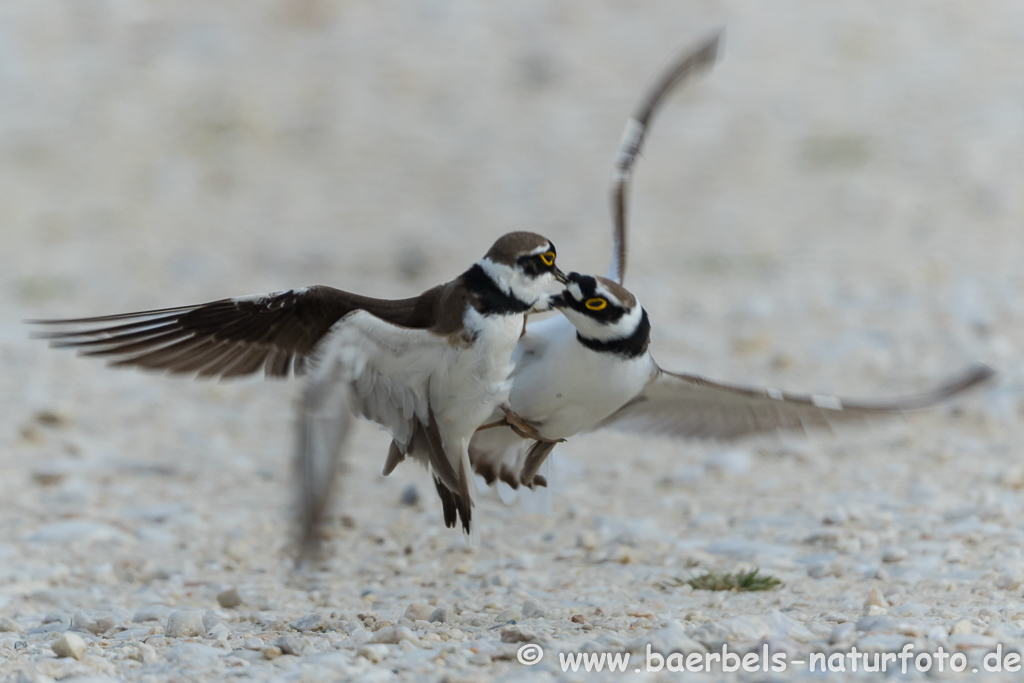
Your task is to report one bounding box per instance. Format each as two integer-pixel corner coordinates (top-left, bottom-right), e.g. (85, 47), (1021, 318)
(595, 363), (995, 441)
(30, 284), (444, 379)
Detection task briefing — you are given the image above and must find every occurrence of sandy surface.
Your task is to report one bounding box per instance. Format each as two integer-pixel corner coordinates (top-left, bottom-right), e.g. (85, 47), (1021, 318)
(3, 2), (1024, 681)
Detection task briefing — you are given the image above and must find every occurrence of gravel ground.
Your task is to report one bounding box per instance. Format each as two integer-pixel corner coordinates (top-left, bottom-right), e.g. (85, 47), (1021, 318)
(3, 2), (1024, 681)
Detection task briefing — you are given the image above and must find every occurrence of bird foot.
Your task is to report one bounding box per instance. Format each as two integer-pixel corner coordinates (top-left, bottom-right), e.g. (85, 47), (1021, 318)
(501, 406), (564, 443)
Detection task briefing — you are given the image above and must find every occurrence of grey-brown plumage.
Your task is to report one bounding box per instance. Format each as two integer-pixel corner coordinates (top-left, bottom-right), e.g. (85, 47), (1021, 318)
(30, 231), (568, 560)
(593, 363), (997, 440)
(28, 231), (560, 381)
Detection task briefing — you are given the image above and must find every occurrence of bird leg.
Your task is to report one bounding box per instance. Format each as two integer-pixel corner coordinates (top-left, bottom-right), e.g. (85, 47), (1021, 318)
(500, 405), (564, 443)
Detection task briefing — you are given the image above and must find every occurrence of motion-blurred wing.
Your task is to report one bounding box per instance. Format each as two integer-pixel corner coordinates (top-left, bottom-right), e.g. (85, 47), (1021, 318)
(608, 30), (721, 284)
(30, 286), (425, 379)
(294, 310), (456, 558)
(294, 362), (356, 564)
(594, 364), (995, 440)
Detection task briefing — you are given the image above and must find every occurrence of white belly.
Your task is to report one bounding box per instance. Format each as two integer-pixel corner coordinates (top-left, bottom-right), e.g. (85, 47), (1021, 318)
(431, 309), (523, 440)
(508, 316), (656, 439)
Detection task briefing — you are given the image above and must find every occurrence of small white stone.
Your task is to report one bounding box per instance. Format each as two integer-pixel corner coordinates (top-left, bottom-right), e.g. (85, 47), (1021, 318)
(881, 546), (908, 563)
(950, 619), (973, 635)
(522, 598), (545, 619)
(865, 587), (888, 608)
(216, 587), (243, 609)
(127, 643), (159, 663)
(51, 632), (87, 660)
(358, 644), (388, 663)
(133, 604), (172, 623)
(165, 611), (206, 638)
(403, 603), (433, 621)
(822, 506), (848, 525)
(290, 613), (325, 632)
(206, 623), (230, 641)
(995, 570), (1022, 590)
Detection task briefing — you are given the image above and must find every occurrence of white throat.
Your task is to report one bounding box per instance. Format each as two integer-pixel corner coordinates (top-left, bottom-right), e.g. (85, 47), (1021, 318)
(477, 257), (560, 311)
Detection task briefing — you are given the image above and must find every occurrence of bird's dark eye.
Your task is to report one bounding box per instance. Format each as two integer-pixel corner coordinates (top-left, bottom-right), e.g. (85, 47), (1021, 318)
(538, 251), (555, 267)
(585, 298), (607, 311)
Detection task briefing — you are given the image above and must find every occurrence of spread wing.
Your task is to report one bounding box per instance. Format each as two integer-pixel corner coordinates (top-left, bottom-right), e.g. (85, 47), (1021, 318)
(294, 310), (462, 558)
(608, 30), (721, 284)
(594, 364), (995, 440)
(29, 286), (429, 379)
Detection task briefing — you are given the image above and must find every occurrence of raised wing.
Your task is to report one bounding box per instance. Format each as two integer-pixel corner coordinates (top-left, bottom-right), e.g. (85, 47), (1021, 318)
(609, 30), (721, 284)
(29, 286), (429, 379)
(594, 363), (995, 440)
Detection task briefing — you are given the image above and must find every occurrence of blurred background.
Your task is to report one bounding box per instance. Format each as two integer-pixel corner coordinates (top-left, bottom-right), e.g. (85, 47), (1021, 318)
(1, 1), (1022, 548)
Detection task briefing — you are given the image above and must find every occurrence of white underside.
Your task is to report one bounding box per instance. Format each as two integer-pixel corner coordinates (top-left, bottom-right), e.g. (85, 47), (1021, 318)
(468, 314), (656, 489)
(303, 307), (526, 508)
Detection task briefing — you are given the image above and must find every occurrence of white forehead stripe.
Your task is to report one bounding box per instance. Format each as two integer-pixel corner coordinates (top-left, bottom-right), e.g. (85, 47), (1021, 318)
(567, 282), (583, 300)
(528, 243), (553, 256)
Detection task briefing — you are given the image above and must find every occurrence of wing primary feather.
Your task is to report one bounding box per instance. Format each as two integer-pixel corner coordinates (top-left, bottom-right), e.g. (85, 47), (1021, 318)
(596, 363), (995, 441)
(608, 30), (722, 284)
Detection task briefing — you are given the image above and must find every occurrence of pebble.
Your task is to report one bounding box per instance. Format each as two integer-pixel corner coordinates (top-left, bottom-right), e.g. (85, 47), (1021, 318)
(127, 643), (159, 663)
(429, 606), (451, 624)
(855, 615), (895, 632)
(358, 644), (387, 663)
(133, 604), (172, 623)
(276, 635), (306, 656)
(404, 603), (433, 622)
(166, 611), (206, 638)
(51, 632), (87, 660)
(0, 617), (19, 632)
(995, 570), (1023, 590)
(704, 449), (752, 475)
(371, 625), (419, 646)
(829, 622), (856, 643)
(500, 626), (535, 643)
(216, 587), (243, 609)
(950, 619), (974, 635)
(201, 611), (223, 632)
(291, 613), (325, 632)
(71, 610), (115, 635)
(206, 623), (230, 641)
(521, 598), (545, 619)
(865, 587), (888, 608)
(400, 484), (420, 506)
(114, 628), (152, 640)
(881, 546), (908, 563)
(495, 608), (520, 623)
(165, 643), (226, 664)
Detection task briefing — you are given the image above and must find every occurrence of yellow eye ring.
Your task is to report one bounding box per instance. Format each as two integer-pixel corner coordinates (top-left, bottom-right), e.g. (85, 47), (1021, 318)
(585, 298), (607, 311)
(539, 251), (555, 267)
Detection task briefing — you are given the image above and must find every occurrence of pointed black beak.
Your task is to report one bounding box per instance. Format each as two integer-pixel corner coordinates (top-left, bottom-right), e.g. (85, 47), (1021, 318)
(553, 267), (568, 284)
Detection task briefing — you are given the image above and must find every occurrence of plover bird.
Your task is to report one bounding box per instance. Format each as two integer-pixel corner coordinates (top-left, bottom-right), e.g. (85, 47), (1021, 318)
(465, 33), (994, 502)
(31, 231), (567, 558)
(468, 272), (994, 494)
